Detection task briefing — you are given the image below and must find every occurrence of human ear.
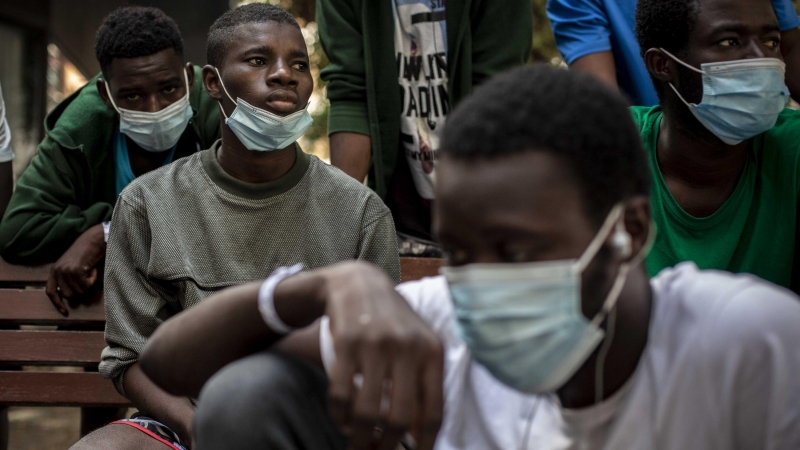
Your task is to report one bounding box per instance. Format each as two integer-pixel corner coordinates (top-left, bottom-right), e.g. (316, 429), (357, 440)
(185, 63), (195, 91)
(96, 78), (114, 111)
(202, 64), (224, 102)
(643, 48), (677, 86)
(620, 196), (652, 264)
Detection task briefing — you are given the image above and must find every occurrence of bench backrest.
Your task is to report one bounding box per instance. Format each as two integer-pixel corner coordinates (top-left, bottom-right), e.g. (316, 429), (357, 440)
(0, 257), (442, 407)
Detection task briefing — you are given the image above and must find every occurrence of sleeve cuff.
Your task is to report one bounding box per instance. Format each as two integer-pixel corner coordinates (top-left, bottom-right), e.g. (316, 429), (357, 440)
(327, 101), (371, 136)
(0, 144), (14, 163)
(560, 40), (614, 65)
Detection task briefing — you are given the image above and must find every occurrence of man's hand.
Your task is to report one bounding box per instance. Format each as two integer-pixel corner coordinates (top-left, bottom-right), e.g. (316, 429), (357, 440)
(46, 223), (106, 316)
(277, 262), (444, 450)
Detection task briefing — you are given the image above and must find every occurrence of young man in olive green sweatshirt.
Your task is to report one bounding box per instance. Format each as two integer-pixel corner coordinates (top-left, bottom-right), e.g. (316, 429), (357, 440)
(0, 7), (220, 315)
(318, 0), (532, 249)
(71, 5), (399, 449)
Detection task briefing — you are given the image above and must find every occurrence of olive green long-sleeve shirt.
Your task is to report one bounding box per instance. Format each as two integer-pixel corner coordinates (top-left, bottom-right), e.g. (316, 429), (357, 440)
(99, 143), (400, 395)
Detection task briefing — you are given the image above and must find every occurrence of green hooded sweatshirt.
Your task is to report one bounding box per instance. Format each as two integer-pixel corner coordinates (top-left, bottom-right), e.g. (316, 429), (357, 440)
(0, 65), (221, 264)
(317, 0), (533, 198)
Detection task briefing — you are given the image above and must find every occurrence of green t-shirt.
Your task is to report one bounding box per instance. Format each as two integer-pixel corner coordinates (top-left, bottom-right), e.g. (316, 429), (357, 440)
(632, 106), (800, 289)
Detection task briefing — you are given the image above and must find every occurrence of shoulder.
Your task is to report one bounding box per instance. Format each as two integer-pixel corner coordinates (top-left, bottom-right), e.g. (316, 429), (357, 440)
(629, 105), (659, 129)
(652, 262), (800, 365)
(764, 108), (800, 149)
(45, 74), (116, 153)
(118, 152), (203, 210)
(305, 156), (390, 219)
(396, 276), (455, 340)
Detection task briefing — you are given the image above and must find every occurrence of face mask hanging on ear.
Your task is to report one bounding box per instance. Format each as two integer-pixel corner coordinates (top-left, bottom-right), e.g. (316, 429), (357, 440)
(105, 70), (193, 152)
(214, 67), (312, 152)
(660, 48), (789, 145)
(441, 204), (655, 394)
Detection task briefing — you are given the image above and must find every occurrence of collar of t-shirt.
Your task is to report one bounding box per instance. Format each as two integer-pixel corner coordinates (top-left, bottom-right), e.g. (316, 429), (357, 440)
(200, 140), (311, 200)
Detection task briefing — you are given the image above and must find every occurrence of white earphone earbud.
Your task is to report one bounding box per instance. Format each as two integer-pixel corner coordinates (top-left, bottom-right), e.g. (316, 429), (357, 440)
(611, 220), (632, 259)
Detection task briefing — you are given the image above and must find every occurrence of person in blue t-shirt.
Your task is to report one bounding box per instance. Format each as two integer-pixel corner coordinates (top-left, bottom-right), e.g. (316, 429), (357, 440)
(547, 0), (800, 106)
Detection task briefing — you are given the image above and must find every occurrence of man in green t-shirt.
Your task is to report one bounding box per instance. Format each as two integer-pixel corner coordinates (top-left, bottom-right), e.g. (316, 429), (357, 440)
(632, 0), (800, 292)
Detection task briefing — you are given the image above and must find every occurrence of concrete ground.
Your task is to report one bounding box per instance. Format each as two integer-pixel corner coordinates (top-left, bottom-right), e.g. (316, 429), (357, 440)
(8, 407), (80, 450)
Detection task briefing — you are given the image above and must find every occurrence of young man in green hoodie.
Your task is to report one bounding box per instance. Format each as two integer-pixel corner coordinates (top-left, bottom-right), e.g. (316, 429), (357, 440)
(317, 0), (532, 251)
(0, 7), (220, 315)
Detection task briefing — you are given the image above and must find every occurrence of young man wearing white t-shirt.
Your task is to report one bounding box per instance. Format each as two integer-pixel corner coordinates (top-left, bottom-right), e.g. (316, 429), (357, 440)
(137, 65), (800, 450)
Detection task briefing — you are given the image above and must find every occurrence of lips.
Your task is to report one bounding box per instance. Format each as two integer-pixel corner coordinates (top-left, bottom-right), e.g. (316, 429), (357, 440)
(265, 90), (299, 114)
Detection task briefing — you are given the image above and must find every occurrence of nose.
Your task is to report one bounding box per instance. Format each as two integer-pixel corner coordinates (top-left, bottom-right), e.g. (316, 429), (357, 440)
(145, 95), (163, 113)
(744, 38), (769, 59)
(266, 59), (297, 87)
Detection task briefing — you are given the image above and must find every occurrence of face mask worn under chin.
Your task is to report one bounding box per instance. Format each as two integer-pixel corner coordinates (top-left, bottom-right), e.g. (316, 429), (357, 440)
(442, 204), (653, 394)
(214, 67), (313, 152)
(661, 48), (789, 145)
(105, 70), (194, 152)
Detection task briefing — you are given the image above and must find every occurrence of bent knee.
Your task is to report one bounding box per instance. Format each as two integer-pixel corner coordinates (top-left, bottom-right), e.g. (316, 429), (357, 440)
(70, 424), (169, 450)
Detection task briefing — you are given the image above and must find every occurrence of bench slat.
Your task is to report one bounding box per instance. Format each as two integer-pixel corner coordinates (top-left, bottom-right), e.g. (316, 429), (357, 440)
(0, 330), (105, 366)
(0, 371), (130, 407)
(0, 289), (105, 326)
(0, 258), (50, 284)
(400, 257), (443, 283)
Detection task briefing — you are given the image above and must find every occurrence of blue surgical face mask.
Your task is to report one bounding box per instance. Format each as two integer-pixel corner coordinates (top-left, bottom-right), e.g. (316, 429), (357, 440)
(661, 48), (789, 145)
(441, 205), (653, 394)
(105, 70), (193, 152)
(214, 67), (312, 152)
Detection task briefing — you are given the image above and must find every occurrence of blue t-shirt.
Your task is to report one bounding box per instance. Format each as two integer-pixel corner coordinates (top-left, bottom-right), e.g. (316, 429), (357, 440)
(114, 128), (176, 197)
(547, 0), (800, 106)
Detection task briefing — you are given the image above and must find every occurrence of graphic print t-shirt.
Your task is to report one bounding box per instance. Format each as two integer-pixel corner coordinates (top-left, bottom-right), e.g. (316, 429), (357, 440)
(394, 0), (448, 200)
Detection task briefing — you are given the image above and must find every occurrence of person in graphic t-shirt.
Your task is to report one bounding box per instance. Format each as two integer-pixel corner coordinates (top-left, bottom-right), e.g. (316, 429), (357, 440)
(138, 65), (800, 450)
(317, 0), (532, 254)
(633, 0), (800, 293)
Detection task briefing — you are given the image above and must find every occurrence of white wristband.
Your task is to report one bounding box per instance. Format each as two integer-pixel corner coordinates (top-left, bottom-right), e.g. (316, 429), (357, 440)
(102, 221), (111, 243)
(258, 264), (304, 334)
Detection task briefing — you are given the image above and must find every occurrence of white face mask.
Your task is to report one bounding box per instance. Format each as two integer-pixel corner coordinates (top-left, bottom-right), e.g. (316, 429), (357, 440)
(661, 48), (789, 145)
(442, 204), (653, 394)
(214, 67), (312, 152)
(105, 69), (194, 152)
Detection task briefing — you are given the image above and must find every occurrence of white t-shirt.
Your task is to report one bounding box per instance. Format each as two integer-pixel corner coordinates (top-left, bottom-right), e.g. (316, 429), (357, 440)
(320, 262), (800, 449)
(393, 0), (448, 200)
(0, 81), (14, 162)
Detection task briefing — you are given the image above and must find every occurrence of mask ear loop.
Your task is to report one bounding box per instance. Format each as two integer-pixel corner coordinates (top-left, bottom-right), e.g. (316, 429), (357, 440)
(658, 48), (706, 108)
(103, 80), (123, 115)
(213, 67), (238, 120)
(592, 220), (657, 403)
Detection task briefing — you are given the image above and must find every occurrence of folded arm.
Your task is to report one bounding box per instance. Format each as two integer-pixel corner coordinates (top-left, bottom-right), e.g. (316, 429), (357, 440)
(141, 261), (444, 450)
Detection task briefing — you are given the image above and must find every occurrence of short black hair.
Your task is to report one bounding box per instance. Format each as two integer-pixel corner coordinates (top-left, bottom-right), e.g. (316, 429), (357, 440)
(441, 64), (651, 226)
(207, 3), (300, 69)
(635, 0), (700, 100)
(94, 6), (184, 78)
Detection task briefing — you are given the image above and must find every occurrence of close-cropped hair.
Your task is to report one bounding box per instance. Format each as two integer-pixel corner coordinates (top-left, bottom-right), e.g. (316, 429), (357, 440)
(440, 64), (652, 227)
(635, 0), (700, 100)
(94, 6), (184, 79)
(206, 3), (300, 69)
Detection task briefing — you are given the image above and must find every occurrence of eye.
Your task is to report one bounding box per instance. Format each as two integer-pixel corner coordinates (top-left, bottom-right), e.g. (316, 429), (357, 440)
(764, 38), (780, 49)
(292, 62), (308, 71)
(248, 57), (267, 65)
(719, 38), (739, 47)
(125, 94), (141, 101)
(163, 86), (177, 94)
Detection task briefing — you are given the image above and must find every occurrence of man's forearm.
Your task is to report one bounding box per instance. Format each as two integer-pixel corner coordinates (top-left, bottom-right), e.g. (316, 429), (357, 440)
(570, 51), (618, 91)
(140, 277), (326, 397)
(781, 28), (800, 101)
(329, 132), (371, 183)
(122, 363), (196, 445)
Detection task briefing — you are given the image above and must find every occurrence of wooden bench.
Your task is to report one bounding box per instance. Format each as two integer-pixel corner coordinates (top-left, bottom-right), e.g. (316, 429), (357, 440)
(0, 257), (442, 407)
